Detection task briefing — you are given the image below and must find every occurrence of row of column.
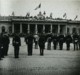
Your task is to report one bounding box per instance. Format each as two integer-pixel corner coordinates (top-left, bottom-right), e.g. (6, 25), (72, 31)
(12, 23), (62, 34)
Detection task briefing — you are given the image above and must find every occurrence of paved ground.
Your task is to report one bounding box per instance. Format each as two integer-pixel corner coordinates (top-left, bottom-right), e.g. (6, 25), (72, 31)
(0, 38), (80, 75)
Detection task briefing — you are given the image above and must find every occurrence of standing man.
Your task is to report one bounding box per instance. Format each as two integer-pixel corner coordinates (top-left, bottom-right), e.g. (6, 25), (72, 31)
(78, 34), (80, 50)
(38, 33), (45, 56)
(58, 33), (65, 50)
(65, 33), (72, 50)
(52, 33), (58, 50)
(0, 33), (3, 60)
(12, 33), (21, 58)
(3, 33), (10, 56)
(73, 33), (79, 50)
(0, 33), (5, 58)
(25, 33), (34, 55)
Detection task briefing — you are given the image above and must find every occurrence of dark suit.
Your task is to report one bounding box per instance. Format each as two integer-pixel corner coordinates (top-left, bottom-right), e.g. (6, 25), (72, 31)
(65, 34), (72, 50)
(0, 34), (4, 60)
(0, 34), (4, 58)
(58, 34), (64, 50)
(73, 34), (78, 50)
(3, 35), (10, 56)
(12, 35), (21, 58)
(78, 35), (80, 50)
(25, 34), (34, 55)
(39, 34), (45, 55)
(52, 35), (58, 50)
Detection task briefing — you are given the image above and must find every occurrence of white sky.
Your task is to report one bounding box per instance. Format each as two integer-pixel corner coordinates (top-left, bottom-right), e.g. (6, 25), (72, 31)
(0, 0), (80, 20)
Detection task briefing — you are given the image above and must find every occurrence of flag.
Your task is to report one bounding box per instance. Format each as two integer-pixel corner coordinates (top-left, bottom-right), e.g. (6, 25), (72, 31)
(63, 13), (67, 19)
(34, 3), (41, 10)
(74, 15), (78, 20)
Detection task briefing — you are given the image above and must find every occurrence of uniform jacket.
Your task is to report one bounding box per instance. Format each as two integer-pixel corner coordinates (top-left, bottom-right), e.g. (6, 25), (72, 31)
(12, 35), (21, 47)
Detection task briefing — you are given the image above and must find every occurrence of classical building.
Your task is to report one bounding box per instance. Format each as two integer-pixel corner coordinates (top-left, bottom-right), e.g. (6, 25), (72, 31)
(0, 12), (80, 35)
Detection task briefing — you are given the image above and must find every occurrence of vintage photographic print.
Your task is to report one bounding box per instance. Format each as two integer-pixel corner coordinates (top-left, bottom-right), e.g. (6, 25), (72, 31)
(0, 0), (80, 75)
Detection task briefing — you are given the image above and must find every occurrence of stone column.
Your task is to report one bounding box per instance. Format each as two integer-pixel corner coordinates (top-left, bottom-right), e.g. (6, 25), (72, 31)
(28, 24), (30, 34)
(12, 23), (14, 33)
(70, 27), (72, 34)
(50, 24), (52, 33)
(35, 24), (38, 34)
(58, 24), (60, 34)
(65, 25), (67, 34)
(20, 23), (22, 33)
(43, 24), (45, 33)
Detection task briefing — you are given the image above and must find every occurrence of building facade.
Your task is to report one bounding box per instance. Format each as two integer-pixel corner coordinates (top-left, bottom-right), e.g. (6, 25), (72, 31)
(0, 14), (80, 35)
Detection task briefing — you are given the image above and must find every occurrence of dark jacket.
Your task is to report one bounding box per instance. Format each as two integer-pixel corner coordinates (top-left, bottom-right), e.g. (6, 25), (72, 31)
(65, 35), (72, 44)
(12, 35), (21, 47)
(39, 35), (45, 49)
(25, 34), (34, 45)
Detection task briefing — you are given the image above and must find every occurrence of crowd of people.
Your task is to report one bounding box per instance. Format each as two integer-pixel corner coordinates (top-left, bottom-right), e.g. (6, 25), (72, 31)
(0, 32), (80, 60)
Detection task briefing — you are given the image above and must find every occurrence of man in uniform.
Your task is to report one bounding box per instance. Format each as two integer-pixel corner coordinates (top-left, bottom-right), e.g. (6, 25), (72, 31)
(38, 33), (45, 55)
(78, 34), (80, 50)
(65, 33), (72, 50)
(0, 33), (3, 60)
(73, 33), (79, 50)
(25, 33), (34, 55)
(58, 33), (65, 50)
(0, 33), (5, 58)
(52, 33), (58, 50)
(12, 33), (21, 58)
(3, 33), (10, 56)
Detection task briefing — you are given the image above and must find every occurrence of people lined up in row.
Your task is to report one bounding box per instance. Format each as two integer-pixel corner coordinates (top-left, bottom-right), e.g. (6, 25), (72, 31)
(0, 32), (80, 59)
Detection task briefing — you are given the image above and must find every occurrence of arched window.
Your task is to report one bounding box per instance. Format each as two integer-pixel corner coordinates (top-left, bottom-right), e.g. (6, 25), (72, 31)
(2, 26), (5, 33)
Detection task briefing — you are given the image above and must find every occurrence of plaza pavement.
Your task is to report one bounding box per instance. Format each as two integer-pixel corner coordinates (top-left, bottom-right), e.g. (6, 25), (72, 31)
(0, 38), (80, 75)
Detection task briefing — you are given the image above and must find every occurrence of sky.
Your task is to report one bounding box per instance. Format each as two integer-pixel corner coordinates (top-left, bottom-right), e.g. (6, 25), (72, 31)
(0, 0), (80, 20)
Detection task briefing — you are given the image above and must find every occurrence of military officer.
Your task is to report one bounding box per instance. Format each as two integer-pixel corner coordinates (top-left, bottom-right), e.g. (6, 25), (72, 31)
(38, 33), (45, 56)
(72, 33), (79, 50)
(12, 33), (21, 58)
(0, 33), (3, 60)
(52, 33), (58, 50)
(3, 33), (10, 56)
(0, 33), (5, 58)
(58, 33), (65, 50)
(78, 34), (80, 50)
(65, 33), (72, 50)
(25, 33), (34, 55)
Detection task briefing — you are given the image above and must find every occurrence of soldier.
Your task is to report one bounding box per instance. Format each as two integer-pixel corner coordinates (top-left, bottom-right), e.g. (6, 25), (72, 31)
(78, 34), (80, 50)
(65, 33), (72, 50)
(73, 33), (79, 50)
(12, 33), (21, 58)
(25, 33), (34, 55)
(3, 33), (10, 56)
(58, 33), (65, 50)
(38, 33), (45, 55)
(0, 33), (3, 60)
(34, 34), (39, 49)
(52, 33), (58, 50)
(0, 33), (5, 58)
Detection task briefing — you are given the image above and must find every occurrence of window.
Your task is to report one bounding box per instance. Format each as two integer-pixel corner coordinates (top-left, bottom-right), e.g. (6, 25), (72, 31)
(2, 26), (5, 33)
